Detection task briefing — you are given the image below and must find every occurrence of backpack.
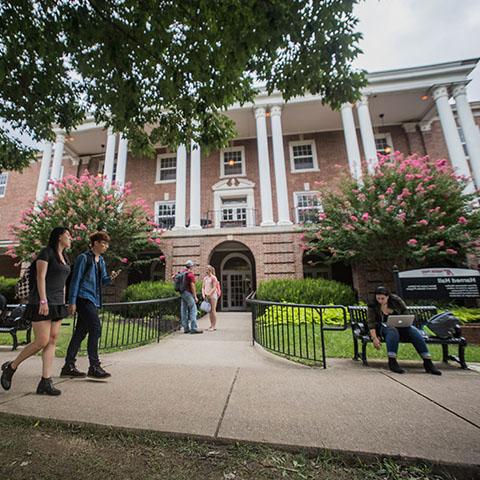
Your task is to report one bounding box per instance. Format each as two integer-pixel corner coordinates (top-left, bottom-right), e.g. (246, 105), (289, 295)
(426, 311), (461, 339)
(174, 271), (188, 293)
(15, 262), (36, 304)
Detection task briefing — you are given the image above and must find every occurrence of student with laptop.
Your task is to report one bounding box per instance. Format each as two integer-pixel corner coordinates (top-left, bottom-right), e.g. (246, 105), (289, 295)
(367, 286), (441, 375)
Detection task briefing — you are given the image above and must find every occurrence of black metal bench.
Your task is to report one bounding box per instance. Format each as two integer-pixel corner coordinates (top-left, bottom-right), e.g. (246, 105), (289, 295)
(0, 304), (30, 351)
(348, 305), (468, 369)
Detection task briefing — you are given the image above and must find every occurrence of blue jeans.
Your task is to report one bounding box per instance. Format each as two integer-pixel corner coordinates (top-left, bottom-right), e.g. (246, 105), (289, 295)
(379, 324), (431, 359)
(65, 298), (102, 368)
(181, 291), (198, 331)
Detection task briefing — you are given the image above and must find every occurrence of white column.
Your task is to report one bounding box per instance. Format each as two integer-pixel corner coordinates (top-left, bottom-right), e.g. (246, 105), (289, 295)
(254, 107), (275, 226)
(115, 135), (128, 187)
(50, 134), (65, 181)
(453, 83), (480, 189)
(340, 103), (363, 183)
(103, 127), (117, 186)
(270, 105), (292, 225)
(35, 141), (52, 203)
(433, 85), (474, 193)
(189, 141), (201, 229)
(173, 144), (187, 230)
(356, 95), (378, 175)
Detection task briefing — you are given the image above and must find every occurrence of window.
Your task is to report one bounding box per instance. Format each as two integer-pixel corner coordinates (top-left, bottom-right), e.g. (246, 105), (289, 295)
(289, 140), (318, 172)
(156, 154), (177, 183)
(294, 192), (322, 224)
(155, 201), (176, 229)
(375, 133), (394, 156)
(98, 160), (117, 181)
(221, 147), (245, 177)
(458, 127), (469, 157)
(220, 196), (248, 227)
(0, 173), (8, 197)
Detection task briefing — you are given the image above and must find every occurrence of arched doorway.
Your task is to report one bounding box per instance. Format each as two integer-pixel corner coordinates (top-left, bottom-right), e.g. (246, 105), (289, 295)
(209, 241), (256, 311)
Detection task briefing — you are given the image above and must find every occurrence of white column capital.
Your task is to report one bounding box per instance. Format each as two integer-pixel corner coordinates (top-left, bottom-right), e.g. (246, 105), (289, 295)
(340, 102), (353, 111)
(254, 106), (267, 119)
(55, 133), (65, 144)
(356, 95), (370, 108)
(270, 105), (282, 117)
(452, 83), (468, 99)
(432, 85), (449, 101)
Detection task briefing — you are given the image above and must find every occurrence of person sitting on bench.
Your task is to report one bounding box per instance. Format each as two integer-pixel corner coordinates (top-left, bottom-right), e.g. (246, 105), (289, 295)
(367, 286), (441, 375)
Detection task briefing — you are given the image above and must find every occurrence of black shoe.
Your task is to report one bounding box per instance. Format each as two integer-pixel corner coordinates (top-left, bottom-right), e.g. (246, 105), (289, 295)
(183, 329), (191, 334)
(388, 357), (405, 374)
(87, 365), (111, 379)
(1, 361), (16, 391)
(190, 329), (203, 334)
(36, 377), (61, 396)
(60, 364), (87, 378)
(423, 358), (442, 376)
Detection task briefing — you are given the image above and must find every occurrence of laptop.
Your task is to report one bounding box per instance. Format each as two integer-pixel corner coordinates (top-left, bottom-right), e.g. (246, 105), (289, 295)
(386, 314), (415, 328)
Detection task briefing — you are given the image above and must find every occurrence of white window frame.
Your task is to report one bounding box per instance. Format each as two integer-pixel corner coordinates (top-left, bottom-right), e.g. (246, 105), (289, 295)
(293, 191), (323, 224)
(374, 133), (394, 155)
(289, 140), (319, 173)
(155, 153), (177, 184)
(0, 173), (8, 198)
(220, 146), (246, 178)
(98, 160), (117, 181)
(154, 200), (176, 229)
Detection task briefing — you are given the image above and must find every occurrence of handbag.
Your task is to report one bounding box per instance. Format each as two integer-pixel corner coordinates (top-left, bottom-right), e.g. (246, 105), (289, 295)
(200, 300), (211, 313)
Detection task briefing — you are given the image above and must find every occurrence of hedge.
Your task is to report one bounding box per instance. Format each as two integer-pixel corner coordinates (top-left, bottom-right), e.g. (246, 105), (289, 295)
(256, 278), (356, 306)
(0, 276), (17, 303)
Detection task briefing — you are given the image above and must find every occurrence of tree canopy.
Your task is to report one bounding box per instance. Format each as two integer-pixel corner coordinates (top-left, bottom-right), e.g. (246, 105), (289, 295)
(0, 0), (365, 171)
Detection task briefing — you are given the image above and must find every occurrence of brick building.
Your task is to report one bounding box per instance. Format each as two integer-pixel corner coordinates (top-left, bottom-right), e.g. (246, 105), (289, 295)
(1, 58), (480, 307)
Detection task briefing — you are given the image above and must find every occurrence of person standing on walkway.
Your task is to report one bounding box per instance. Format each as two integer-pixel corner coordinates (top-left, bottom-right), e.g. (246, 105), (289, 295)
(60, 231), (119, 379)
(1, 227), (72, 396)
(180, 260), (202, 334)
(368, 286), (441, 375)
(202, 265), (220, 331)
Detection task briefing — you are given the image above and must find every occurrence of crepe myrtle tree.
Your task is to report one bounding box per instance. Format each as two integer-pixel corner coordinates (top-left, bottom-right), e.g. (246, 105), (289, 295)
(303, 153), (480, 273)
(6, 172), (163, 269)
(0, 0), (366, 171)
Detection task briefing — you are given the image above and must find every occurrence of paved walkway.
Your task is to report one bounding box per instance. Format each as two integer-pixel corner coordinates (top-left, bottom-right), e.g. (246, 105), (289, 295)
(1, 312), (480, 470)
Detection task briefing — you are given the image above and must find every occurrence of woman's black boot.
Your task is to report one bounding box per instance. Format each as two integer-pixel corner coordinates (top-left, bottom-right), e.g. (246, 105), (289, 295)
(423, 358), (442, 376)
(1, 361), (16, 391)
(36, 377), (61, 396)
(388, 357), (405, 374)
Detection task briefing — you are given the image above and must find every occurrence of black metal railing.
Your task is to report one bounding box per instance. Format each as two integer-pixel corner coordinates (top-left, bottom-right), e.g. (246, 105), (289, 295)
(72, 296), (181, 352)
(246, 292), (348, 368)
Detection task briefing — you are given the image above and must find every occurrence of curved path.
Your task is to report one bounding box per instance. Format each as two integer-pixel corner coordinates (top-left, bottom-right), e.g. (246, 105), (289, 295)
(1, 312), (479, 470)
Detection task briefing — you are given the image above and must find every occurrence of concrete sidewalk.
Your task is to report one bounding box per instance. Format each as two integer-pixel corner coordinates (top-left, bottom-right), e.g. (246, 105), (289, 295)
(1, 312), (479, 469)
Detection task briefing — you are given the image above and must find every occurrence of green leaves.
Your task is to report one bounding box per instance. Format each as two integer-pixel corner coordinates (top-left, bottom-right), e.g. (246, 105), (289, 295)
(0, 0), (365, 171)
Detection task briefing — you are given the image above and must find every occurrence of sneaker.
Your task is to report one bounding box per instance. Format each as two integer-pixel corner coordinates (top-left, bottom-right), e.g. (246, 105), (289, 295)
(190, 329), (203, 334)
(36, 377), (61, 396)
(60, 364), (87, 378)
(183, 329), (191, 334)
(87, 365), (111, 379)
(1, 361), (16, 391)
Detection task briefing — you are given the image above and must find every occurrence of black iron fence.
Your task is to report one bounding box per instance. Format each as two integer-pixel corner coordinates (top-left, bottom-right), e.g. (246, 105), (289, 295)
(246, 292), (348, 368)
(72, 296), (181, 352)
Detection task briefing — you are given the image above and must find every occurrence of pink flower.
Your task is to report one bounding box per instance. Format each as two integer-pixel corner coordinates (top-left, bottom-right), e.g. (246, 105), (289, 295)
(446, 248), (458, 255)
(318, 213), (327, 220)
(407, 239), (418, 246)
(361, 212), (369, 221)
(378, 194), (385, 200)
(120, 258), (129, 264)
(397, 212), (406, 221)
(159, 255), (165, 261)
(386, 205), (394, 213)
(155, 238), (162, 245)
(436, 240), (445, 247)
(405, 173), (415, 181)
(417, 219), (428, 226)
(458, 216), (468, 225)
(350, 215), (359, 222)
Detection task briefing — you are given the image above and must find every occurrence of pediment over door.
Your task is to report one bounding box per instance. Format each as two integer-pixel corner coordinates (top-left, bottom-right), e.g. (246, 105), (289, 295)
(211, 178), (256, 192)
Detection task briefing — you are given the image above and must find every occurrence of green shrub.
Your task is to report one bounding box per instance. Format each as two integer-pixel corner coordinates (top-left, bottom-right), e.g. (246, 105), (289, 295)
(258, 305), (348, 327)
(256, 278), (355, 306)
(0, 276), (17, 303)
(449, 307), (480, 324)
(122, 281), (178, 302)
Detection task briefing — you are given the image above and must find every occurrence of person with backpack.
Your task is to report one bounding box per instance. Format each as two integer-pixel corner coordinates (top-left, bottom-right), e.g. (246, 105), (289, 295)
(1, 227), (72, 395)
(367, 286), (441, 375)
(202, 265), (221, 331)
(60, 231), (120, 379)
(175, 260), (202, 334)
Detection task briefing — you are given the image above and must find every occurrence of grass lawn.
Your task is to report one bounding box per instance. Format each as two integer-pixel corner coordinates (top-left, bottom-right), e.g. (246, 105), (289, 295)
(0, 413), (454, 480)
(0, 314), (176, 357)
(256, 323), (480, 364)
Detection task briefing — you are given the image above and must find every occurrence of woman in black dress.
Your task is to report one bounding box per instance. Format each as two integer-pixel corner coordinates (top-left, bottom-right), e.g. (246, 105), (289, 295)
(1, 227), (72, 395)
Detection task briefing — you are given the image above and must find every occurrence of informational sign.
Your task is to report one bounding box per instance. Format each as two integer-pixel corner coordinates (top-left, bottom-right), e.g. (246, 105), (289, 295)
(395, 268), (480, 300)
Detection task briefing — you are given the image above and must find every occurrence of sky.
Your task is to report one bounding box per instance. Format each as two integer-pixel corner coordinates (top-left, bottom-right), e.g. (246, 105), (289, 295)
(6, 0), (480, 149)
(353, 0), (480, 100)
